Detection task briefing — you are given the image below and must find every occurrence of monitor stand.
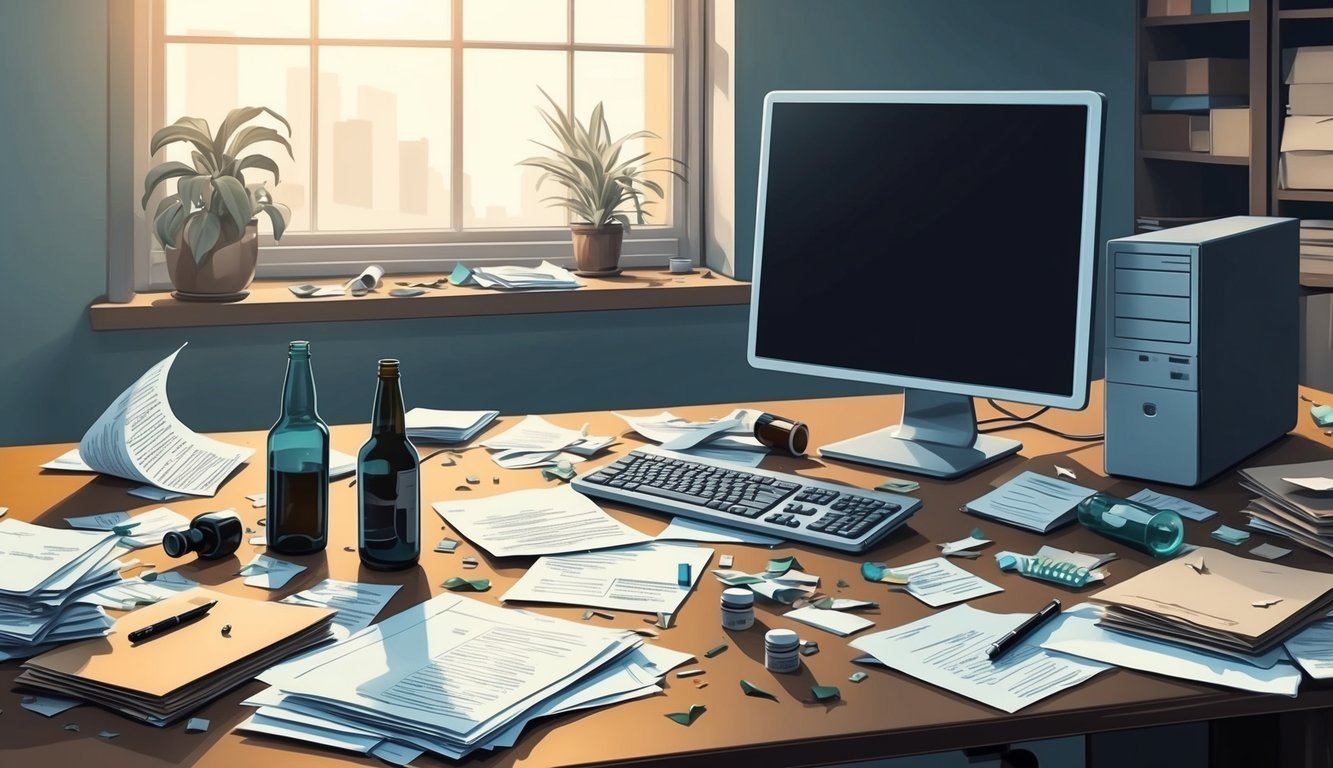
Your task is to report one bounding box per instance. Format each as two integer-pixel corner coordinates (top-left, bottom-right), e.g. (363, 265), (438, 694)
(817, 389), (1021, 479)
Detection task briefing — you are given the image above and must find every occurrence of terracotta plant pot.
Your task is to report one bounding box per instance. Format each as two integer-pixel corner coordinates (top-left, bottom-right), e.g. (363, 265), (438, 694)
(165, 221), (259, 302)
(570, 222), (625, 275)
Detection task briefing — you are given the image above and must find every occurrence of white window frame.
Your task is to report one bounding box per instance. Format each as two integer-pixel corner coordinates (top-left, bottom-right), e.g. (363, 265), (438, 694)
(118, 0), (704, 292)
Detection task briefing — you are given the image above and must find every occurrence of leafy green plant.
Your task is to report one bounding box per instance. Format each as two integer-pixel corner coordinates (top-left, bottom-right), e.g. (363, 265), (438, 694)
(518, 88), (685, 229)
(141, 106), (294, 264)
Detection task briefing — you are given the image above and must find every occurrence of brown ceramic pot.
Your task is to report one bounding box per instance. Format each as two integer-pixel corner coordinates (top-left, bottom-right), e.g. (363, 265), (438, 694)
(570, 222), (625, 274)
(165, 220), (259, 301)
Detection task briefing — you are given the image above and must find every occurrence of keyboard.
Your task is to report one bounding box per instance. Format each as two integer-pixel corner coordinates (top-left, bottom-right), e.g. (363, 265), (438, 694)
(572, 445), (921, 553)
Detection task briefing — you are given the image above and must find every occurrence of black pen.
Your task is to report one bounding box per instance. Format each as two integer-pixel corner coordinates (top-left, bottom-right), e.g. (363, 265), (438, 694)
(987, 599), (1062, 661)
(127, 599), (217, 643)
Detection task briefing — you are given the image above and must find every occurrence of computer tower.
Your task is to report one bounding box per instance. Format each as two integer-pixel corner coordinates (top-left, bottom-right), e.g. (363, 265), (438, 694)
(1104, 216), (1298, 487)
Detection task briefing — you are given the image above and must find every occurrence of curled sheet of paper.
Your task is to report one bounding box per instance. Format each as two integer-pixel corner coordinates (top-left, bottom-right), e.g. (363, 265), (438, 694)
(1054, 465), (1077, 480)
(940, 528), (991, 557)
(239, 553), (305, 589)
(346, 264), (385, 296)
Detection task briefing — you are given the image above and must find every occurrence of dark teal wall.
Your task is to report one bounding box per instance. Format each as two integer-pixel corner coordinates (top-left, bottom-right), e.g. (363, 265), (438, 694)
(0, 0), (1134, 447)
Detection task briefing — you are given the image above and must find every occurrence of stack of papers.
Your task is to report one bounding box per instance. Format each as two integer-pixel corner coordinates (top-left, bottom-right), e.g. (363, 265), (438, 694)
(433, 485), (651, 557)
(404, 408), (498, 444)
(18, 588), (335, 725)
(238, 594), (692, 761)
(451, 261), (584, 291)
(963, 471), (1095, 533)
(0, 519), (123, 660)
(65, 507), (191, 549)
(617, 410), (768, 468)
(1238, 459), (1333, 557)
(480, 415), (615, 469)
(1091, 547), (1333, 657)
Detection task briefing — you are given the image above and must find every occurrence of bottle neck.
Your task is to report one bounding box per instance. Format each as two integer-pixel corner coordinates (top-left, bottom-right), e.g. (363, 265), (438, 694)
(371, 374), (406, 436)
(281, 350), (319, 419)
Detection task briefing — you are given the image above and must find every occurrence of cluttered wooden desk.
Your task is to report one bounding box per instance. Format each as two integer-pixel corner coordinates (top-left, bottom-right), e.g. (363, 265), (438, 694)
(4, 383), (1333, 768)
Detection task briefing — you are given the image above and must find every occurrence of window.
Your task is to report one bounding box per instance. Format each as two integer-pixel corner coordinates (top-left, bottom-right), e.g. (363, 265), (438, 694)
(132, 0), (700, 288)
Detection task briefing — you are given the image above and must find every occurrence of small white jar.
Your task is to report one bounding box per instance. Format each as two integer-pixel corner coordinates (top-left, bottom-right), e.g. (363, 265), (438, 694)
(764, 628), (801, 673)
(720, 587), (755, 630)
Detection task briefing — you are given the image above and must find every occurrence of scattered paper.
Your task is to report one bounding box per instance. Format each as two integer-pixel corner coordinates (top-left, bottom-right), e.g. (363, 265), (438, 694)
(1284, 619), (1333, 679)
(739, 679), (777, 701)
(876, 478), (919, 493)
(665, 704), (706, 726)
(964, 471), (1094, 533)
(501, 543), (712, 615)
(0, 507), (7, 518)
(433, 485), (651, 557)
(811, 685), (840, 702)
(615, 411), (767, 467)
(98, 729), (119, 739)
(656, 516), (784, 546)
(1128, 489), (1218, 522)
(1054, 465), (1077, 480)
(766, 555), (803, 574)
(288, 283), (346, 298)
(939, 528), (991, 557)
(890, 558), (1003, 607)
(279, 580), (400, 633)
(246, 492), (266, 508)
(861, 562), (910, 585)
(1284, 476), (1333, 492)
(20, 694), (83, 717)
(370, 741), (425, 766)
(346, 264), (385, 295)
(405, 408), (498, 444)
(67, 507), (189, 548)
(481, 415), (613, 469)
(853, 603), (1111, 713)
(434, 538), (459, 553)
(185, 717), (210, 733)
(453, 260), (584, 290)
(81, 569), (199, 610)
(784, 605), (875, 637)
(41, 346), (254, 496)
(128, 485), (188, 501)
(239, 553), (306, 590)
(1211, 524), (1251, 545)
(249, 535), (268, 546)
(1251, 543), (1292, 560)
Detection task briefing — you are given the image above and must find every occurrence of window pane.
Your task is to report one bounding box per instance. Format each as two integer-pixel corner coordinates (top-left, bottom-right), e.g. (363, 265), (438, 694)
(165, 0), (310, 38)
(463, 0), (567, 43)
(574, 52), (675, 226)
(163, 44), (312, 233)
(463, 50), (567, 228)
(575, 0), (671, 46)
(317, 47), (452, 231)
(319, 0), (452, 40)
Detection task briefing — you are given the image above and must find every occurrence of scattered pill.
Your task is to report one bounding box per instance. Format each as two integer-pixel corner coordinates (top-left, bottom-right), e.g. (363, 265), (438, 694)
(221, 624), (232, 637)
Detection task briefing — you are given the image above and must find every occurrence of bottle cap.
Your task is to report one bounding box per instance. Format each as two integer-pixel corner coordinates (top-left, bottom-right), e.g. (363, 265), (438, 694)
(721, 587), (754, 606)
(764, 628), (799, 648)
(162, 530), (190, 558)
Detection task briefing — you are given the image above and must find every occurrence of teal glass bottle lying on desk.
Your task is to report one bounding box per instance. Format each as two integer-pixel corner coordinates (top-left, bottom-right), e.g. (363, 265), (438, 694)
(1076, 492), (1184, 557)
(357, 358), (420, 570)
(266, 340), (330, 555)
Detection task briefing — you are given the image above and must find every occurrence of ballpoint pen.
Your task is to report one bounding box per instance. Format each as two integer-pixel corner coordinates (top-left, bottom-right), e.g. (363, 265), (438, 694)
(987, 598), (1062, 661)
(127, 599), (217, 643)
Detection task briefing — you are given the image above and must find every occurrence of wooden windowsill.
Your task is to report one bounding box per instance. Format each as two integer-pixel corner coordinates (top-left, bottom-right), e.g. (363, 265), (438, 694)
(90, 269), (750, 330)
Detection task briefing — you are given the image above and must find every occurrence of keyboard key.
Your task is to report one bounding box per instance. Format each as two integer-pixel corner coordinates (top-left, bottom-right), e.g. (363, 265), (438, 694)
(636, 485), (713, 506)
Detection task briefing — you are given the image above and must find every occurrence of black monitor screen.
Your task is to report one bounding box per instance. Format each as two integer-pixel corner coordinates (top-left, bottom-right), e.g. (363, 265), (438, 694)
(752, 99), (1093, 399)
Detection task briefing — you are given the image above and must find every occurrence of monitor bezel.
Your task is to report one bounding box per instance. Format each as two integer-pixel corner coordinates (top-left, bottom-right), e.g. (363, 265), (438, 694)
(747, 89), (1104, 410)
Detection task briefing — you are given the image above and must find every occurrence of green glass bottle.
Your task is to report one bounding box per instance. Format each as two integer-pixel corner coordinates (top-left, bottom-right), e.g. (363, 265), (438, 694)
(266, 340), (330, 555)
(357, 358), (420, 570)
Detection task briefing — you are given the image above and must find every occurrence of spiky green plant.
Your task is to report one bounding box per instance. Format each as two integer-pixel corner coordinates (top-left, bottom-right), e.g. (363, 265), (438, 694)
(518, 88), (685, 229)
(141, 106), (294, 264)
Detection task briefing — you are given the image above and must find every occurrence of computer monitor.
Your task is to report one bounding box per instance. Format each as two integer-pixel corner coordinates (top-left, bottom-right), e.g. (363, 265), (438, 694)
(748, 90), (1104, 478)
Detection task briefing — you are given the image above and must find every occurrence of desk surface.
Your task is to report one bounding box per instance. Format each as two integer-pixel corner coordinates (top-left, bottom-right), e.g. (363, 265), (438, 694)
(3, 385), (1332, 768)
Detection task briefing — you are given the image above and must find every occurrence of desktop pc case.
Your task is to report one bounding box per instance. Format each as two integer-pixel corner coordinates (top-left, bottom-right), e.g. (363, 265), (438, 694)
(1103, 216), (1298, 487)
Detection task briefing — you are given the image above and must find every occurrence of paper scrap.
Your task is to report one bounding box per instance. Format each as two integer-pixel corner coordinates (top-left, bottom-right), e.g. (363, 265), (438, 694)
(861, 562), (910, 585)
(542, 461), (577, 482)
(766, 555), (803, 574)
(811, 685), (841, 702)
(434, 538), (459, 553)
(582, 609), (614, 620)
(1283, 476), (1333, 492)
(849, 671), (868, 683)
(433, 485), (651, 557)
(128, 485), (188, 501)
(876, 478), (919, 493)
(740, 679), (778, 700)
(0, 507), (7, 518)
(63, 723), (79, 732)
(1211, 524), (1251, 546)
(719, 554), (734, 568)
(370, 741), (425, 766)
(705, 642), (728, 658)
(810, 597), (877, 611)
(246, 492), (266, 508)
(665, 704), (706, 726)
(1311, 404), (1333, 428)
(238, 553), (306, 589)
(656, 516), (784, 546)
(676, 668), (705, 678)
(98, 730), (119, 739)
(890, 557), (1004, 608)
(939, 529), (992, 557)
(20, 694), (83, 717)
(1128, 488), (1218, 522)
(1054, 465), (1077, 480)
(694, 680), (708, 689)
(441, 577), (490, 592)
(249, 535), (268, 546)
(1251, 543), (1292, 561)
(655, 611), (673, 629)
(1185, 556), (1208, 574)
(785, 605), (875, 637)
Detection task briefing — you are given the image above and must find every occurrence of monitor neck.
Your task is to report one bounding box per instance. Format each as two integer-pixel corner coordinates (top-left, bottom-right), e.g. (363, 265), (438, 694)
(892, 389), (979, 447)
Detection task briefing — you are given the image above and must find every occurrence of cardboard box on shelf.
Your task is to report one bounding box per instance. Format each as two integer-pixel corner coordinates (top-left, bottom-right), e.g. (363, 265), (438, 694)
(1210, 107), (1250, 157)
(1142, 114), (1210, 152)
(1291, 84), (1333, 116)
(1287, 47), (1333, 86)
(1148, 58), (1248, 96)
(1281, 116), (1333, 189)
(1147, 0), (1192, 15)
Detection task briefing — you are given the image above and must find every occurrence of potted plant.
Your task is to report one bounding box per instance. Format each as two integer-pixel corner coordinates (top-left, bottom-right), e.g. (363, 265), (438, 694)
(141, 106), (293, 301)
(519, 88), (686, 276)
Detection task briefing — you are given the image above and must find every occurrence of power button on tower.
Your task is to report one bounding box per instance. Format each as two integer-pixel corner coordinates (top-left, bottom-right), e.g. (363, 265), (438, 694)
(1143, 403), (1158, 417)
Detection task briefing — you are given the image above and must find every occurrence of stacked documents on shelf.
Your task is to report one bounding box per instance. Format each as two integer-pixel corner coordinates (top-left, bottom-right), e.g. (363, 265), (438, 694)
(18, 588), (335, 725)
(481, 415), (615, 469)
(0, 519), (123, 660)
(1090, 547), (1333, 658)
(451, 261), (583, 291)
(238, 594), (691, 761)
(404, 408), (498, 444)
(1301, 220), (1333, 261)
(1239, 458), (1333, 557)
(616, 410), (768, 467)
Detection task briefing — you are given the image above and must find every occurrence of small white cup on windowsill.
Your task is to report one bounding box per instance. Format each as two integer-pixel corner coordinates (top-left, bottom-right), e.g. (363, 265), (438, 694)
(669, 257), (693, 274)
